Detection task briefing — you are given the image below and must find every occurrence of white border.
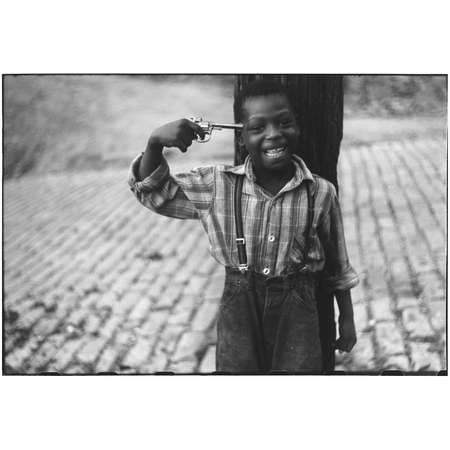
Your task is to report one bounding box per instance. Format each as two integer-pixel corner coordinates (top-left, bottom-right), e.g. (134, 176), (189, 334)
(1, 1), (448, 449)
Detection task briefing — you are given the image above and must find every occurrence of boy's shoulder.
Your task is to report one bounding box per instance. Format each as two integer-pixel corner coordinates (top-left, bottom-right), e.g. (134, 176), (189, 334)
(202, 163), (246, 179)
(310, 173), (337, 198)
(291, 155), (336, 198)
(177, 163), (242, 186)
(216, 162), (245, 174)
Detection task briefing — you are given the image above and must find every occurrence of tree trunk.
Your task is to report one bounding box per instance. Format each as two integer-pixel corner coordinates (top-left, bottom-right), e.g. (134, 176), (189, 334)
(233, 74), (344, 372)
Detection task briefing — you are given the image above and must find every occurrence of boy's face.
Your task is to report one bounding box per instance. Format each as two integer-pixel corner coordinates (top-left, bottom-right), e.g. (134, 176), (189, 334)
(240, 93), (299, 175)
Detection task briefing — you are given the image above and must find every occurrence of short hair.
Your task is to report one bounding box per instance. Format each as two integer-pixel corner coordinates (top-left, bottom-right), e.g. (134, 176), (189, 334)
(233, 79), (294, 122)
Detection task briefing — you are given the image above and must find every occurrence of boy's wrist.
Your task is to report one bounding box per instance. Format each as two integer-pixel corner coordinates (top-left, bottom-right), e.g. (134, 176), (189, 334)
(138, 136), (164, 181)
(147, 135), (164, 152)
(338, 311), (354, 321)
(335, 289), (354, 320)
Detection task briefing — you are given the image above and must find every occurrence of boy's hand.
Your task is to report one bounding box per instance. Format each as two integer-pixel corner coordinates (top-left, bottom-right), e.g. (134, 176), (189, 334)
(334, 314), (357, 353)
(149, 119), (206, 153)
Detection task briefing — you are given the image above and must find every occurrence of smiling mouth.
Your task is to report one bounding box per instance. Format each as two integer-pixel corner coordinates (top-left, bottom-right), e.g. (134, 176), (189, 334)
(263, 146), (287, 159)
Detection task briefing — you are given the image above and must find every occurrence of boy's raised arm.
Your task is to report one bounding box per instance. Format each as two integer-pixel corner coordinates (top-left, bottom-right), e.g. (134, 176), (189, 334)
(138, 119), (205, 180)
(129, 119), (214, 221)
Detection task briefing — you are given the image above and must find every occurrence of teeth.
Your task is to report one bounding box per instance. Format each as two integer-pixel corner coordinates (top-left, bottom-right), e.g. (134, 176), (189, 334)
(264, 147), (285, 156)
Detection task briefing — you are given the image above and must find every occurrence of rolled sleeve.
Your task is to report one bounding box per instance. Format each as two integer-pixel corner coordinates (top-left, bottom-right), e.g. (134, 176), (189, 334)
(128, 152), (170, 193)
(127, 153), (215, 220)
(324, 264), (359, 292)
(319, 183), (360, 292)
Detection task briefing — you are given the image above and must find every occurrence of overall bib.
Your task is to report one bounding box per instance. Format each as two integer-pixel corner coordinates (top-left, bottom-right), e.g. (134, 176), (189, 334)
(216, 176), (323, 373)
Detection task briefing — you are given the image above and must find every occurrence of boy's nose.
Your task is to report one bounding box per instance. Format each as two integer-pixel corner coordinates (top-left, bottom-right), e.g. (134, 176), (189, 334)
(265, 123), (282, 139)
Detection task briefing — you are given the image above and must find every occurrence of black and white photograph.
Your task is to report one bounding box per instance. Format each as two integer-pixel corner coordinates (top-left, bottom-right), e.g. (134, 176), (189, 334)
(2, 74), (447, 375)
(1, 2), (449, 449)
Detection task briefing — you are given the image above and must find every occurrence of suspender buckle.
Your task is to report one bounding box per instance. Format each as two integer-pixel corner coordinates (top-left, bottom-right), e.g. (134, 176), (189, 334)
(298, 264), (309, 273)
(238, 264), (248, 273)
(236, 238), (246, 245)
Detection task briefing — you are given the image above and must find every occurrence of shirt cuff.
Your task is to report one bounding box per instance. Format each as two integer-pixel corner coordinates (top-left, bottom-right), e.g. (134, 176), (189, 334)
(324, 264), (360, 292)
(128, 153), (170, 193)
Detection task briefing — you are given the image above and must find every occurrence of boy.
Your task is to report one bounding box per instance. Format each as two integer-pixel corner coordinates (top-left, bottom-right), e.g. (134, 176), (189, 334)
(128, 80), (358, 373)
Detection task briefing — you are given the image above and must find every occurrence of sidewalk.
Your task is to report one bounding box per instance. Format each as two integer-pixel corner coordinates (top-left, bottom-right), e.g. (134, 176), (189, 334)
(3, 137), (446, 373)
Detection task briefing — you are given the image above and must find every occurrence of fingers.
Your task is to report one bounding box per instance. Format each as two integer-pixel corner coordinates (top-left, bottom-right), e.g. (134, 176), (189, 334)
(174, 139), (187, 153)
(347, 338), (357, 352)
(334, 337), (357, 353)
(333, 338), (343, 352)
(184, 118), (206, 140)
(182, 128), (197, 147)
(154, 118), (205, 151)
(173, 119), (203, 152)
(175, 125), (195, 153)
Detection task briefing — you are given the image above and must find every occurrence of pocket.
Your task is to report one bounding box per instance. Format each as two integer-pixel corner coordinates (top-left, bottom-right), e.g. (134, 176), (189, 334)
(306, 234), (325, 263)
(289, 236), (306, 264)
(219, 281), (241, 310)
(291, 286), (317, 315)
(291, 233), (324, 265)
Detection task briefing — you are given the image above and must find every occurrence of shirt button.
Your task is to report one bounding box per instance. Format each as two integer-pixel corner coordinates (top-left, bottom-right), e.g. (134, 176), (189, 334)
(262, 267), (270, 275)
(268, 234), (275, 243)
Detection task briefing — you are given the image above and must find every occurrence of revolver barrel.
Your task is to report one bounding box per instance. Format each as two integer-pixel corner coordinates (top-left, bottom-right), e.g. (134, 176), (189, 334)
(211, 122), (243, 130)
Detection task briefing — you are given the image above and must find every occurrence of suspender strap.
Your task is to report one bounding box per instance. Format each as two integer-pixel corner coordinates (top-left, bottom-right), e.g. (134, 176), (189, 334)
(234, 175), (268, 371)
(302, 181), (315, 260)
(234, 175), (248, 273)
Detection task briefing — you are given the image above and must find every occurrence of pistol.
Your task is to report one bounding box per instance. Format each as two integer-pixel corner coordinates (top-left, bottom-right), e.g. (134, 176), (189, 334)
(188, 116), (243, 143)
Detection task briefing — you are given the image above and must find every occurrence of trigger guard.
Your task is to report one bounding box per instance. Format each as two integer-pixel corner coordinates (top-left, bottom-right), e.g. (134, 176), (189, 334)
(196, 133), (211, 143)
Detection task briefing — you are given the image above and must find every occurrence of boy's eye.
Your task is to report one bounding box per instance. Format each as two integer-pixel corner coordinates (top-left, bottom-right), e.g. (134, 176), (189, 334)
(279, 116), (295, 126)
(247, 122), (264, 131)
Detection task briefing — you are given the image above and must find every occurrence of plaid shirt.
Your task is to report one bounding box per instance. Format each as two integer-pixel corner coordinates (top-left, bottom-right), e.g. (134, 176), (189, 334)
(128, 153), (359, 292)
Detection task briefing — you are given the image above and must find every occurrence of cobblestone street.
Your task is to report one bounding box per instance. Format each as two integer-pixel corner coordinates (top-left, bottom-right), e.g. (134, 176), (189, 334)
(3, 137), (447, 374)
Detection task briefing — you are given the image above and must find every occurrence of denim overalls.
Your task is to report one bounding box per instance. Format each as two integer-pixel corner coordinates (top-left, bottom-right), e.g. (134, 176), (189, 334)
(216, 176), (323, 373)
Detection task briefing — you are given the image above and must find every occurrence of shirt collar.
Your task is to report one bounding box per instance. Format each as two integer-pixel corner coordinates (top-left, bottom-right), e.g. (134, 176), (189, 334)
(225, 154), (314, 191)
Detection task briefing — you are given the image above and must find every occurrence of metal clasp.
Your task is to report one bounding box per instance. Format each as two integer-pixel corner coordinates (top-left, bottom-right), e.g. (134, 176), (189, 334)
(236, 238), (246, 245)
(298, 264), (309, 273)
(238, 264), (248, 273)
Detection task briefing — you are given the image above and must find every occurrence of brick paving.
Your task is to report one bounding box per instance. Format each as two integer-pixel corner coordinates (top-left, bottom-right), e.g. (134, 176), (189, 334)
(3, 137), (447, 373)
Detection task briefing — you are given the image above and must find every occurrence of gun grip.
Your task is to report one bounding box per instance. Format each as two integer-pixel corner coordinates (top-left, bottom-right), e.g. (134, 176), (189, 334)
(195, 132), (211, 143)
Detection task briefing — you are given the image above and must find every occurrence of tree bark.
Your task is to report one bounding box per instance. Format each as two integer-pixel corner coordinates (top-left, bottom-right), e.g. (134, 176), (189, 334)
(233, 74), (344, 372)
